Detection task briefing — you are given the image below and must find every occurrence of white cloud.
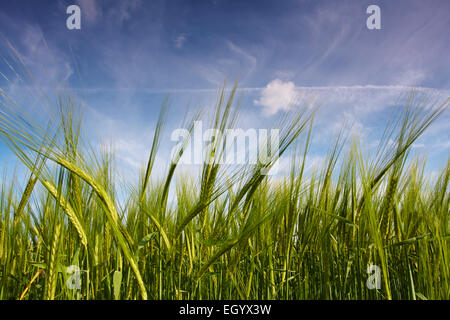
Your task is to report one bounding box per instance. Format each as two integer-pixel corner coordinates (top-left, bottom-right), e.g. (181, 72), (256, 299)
(254, 79), (300, 116)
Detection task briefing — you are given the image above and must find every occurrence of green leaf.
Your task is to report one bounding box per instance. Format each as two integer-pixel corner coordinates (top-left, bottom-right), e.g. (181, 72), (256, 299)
(415, 292), (428, 300)
(138, 232), (157, 251)
(113, 271), (122, 300)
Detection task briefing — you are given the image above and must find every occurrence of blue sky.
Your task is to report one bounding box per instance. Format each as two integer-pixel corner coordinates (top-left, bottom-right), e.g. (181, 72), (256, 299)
(0, 0), (449, 180)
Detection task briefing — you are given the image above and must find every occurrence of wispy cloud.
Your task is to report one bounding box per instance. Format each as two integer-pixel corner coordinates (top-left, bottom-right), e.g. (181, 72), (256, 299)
(106, 0), (143, 25)
(75, 0), (101, 24)
(226, 40), (257, 77)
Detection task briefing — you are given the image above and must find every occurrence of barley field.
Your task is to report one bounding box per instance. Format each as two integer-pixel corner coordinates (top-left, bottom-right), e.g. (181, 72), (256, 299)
(0, 80), (448, 301)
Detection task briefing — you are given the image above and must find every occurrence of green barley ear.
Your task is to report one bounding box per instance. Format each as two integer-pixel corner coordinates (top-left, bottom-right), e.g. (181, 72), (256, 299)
(45, 223), (61, 300)
(140, 97), (168, 204)
(379, 175), (398, 238)
(13, 174), (38, 227)
(41, 180), (88, 248)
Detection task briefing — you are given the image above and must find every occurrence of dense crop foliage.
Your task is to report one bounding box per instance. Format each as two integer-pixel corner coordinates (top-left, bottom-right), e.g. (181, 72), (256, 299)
(0, 82), (448, 300)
